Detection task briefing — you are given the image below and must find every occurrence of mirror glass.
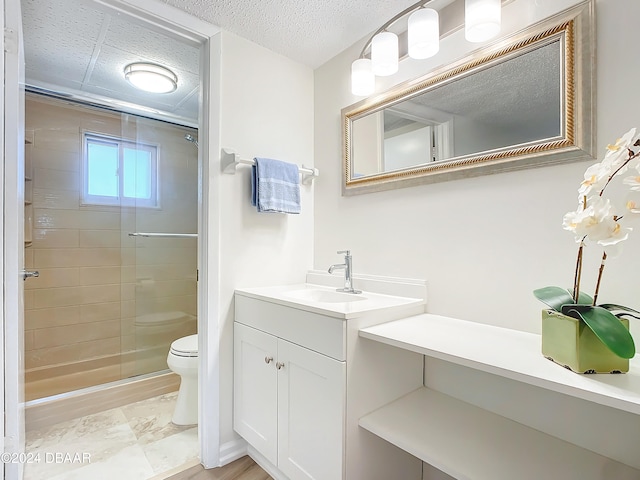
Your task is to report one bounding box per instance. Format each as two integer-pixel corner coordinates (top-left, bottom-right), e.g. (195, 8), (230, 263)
(342, 3), (594, 195)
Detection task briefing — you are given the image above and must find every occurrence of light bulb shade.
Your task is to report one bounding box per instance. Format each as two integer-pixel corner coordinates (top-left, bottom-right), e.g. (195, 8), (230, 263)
(124, 63), (178, 94)
(371, 31), (399, 76)
(351, 58), (375, 96)
(408, 8), (439, 60)
(465, 0), (501, 43)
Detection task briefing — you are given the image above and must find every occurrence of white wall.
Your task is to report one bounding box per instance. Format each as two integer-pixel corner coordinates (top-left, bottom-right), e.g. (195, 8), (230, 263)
(217, 31), (314, 447)
(314, 0), (640, 334)
(314, 0), (640, 472)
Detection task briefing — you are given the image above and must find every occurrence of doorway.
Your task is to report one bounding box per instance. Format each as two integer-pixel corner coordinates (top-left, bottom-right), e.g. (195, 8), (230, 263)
(7, 0), (221, 472)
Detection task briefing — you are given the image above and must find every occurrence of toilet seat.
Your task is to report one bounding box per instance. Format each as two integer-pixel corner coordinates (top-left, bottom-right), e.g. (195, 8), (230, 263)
(170, 334), (198, 357)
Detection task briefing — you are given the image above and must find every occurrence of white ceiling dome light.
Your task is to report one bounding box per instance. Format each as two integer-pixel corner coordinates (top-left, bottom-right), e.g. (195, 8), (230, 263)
(124, 63), (178, 94)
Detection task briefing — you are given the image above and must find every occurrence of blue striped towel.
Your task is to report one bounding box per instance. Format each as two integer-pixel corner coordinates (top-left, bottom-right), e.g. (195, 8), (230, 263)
(251, 157), (301, 214)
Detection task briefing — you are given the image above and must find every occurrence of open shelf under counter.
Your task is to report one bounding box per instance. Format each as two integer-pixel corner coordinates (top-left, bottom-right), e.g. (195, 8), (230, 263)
(359, 314), (640, 415)
(359, 387), (639, 480)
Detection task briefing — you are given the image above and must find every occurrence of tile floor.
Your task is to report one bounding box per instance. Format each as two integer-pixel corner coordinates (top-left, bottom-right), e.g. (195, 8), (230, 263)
(24, 391), (198, 480)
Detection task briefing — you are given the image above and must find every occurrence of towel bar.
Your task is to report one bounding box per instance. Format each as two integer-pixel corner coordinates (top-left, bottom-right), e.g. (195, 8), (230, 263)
(221, 148), (319, 185)
(128, 232), (197, 238)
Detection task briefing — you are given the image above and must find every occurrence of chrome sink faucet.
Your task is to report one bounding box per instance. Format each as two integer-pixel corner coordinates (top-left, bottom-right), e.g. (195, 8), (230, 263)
(328, 250), (362, 294)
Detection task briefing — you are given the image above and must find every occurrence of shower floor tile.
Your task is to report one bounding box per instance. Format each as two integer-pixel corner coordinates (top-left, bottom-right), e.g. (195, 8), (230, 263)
(24, 391), (198, 480)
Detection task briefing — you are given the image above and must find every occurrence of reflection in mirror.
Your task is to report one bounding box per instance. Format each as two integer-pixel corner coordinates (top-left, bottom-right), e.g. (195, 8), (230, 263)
(342, 2), (594, 195)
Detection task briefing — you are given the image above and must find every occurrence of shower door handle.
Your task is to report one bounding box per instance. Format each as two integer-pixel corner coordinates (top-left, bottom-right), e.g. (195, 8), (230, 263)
(21, 270), (39, 281)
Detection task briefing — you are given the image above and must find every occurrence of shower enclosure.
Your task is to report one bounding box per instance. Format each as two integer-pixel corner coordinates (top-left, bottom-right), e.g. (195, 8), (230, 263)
(23, 93), (198, 401)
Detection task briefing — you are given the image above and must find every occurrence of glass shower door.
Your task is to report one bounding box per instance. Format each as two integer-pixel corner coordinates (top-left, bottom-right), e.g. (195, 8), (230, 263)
(121, 117), (198, 379)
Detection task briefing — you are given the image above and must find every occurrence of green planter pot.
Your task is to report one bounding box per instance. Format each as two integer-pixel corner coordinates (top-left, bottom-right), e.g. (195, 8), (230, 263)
(541, 309), (629, 374)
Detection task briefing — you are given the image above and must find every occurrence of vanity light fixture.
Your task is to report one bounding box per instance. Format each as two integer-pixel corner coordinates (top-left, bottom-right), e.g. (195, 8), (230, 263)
(124, 62), (178, 94)
(371, 31), (399, 76)
(465, 0), (501, 42)
(351, 0), (502, 96)
(351, 58), (375, 96)
(408, 8), (440, 60)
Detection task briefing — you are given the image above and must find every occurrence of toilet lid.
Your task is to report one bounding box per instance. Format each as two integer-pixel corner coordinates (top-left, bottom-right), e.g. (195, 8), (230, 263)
(170, 334), (198, 356)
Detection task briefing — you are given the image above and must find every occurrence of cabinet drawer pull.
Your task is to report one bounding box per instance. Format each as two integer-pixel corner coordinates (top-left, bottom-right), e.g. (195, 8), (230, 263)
(276, 362), (285, 370)
(265, 356), (273, 364)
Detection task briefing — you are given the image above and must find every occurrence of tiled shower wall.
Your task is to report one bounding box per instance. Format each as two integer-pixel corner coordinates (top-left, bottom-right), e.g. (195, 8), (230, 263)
(24, 95), (198, 401)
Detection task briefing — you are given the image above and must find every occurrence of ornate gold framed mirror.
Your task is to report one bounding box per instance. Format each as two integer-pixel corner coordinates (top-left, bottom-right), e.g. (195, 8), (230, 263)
(342, 1), (594, 195)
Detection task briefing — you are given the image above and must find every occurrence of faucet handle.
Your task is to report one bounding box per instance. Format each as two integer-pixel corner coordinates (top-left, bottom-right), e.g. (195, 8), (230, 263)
(337, 250), (350, 256)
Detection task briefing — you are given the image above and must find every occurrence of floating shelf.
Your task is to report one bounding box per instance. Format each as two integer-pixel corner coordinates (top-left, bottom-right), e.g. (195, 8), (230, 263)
(359, 387), (639, 480)
(359, 314), (640, 415)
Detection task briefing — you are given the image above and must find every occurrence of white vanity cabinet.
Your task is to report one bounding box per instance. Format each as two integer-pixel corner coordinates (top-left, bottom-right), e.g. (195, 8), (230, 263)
(233, 282), (427, 480)
(234, 300), (346, 480)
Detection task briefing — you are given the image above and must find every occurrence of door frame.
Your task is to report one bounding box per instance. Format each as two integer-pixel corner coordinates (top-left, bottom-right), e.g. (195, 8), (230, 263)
(3, 0), (223, 470)
(3, 0), (25, 477)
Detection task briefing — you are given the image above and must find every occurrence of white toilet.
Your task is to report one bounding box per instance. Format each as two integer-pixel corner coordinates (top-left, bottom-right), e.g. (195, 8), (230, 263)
(167, 334), (198, 425)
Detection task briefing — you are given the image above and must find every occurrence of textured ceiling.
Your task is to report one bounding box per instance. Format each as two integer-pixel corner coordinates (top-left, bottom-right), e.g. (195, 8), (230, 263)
(163, 0), (423, 68)
(21, 0), (455, 123)
(21, 0), (201, 123)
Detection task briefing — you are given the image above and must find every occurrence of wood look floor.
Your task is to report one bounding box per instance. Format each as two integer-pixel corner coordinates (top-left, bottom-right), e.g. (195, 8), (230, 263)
(166, 456), (272, 480)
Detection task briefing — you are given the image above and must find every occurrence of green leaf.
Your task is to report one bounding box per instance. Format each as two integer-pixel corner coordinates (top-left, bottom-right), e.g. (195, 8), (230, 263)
(575, 290), (594, 305)
(562, 304), (636, 359)
(600, 303), (640, 320)
(534, 286), (576, 311)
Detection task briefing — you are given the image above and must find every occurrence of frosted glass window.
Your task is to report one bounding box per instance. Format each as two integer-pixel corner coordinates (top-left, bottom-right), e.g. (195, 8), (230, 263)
(87, 141), (118, 197)
(123, 148), (152, 199)
(83, 134), (158, 208)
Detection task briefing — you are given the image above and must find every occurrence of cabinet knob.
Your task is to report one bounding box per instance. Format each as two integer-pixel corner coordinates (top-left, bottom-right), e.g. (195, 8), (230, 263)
(264, 356), (273, 364)
(276, 362), (285, 370)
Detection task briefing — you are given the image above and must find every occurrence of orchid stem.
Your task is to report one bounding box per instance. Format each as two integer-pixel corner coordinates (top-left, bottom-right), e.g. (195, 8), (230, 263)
(573, 240), (584, 302)
(593, 252), (607, 306)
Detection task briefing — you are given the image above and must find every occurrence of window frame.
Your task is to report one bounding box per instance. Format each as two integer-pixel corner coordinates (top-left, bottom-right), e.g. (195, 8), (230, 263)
(81, 131), (160, 208)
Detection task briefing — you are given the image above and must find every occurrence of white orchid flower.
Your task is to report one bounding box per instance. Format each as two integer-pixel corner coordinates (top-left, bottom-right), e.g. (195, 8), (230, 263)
(602, 127), (640, 174)
(557, 129), (640, 312)
(605, 127), (638, 155)
(579, 162), (612, 199)
(563, 197), (626, 244)
(597, 220), (632, 258)
(623, 173), (640, 191)
(597, 221), (632, 246)
(625, 192), (640, 214)
(622, 161), (640, 191)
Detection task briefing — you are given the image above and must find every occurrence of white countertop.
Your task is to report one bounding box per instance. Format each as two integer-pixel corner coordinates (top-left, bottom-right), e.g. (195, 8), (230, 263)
(360, 314), (640, 414)
(234, 283), (425, 319)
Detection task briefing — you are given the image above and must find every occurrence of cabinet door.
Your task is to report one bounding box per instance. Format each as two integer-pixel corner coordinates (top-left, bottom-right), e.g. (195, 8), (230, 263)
(277, 339), (346, 480)
(234, 323), (278, 465)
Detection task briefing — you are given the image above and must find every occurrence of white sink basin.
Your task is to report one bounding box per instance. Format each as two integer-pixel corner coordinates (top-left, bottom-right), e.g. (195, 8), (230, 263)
(235, 283), (425, 319)
(285, 288), (367, 304)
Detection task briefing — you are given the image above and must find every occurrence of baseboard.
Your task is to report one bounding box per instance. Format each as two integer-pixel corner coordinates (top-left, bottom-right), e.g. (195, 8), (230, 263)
(218, 438), (248, 466)
(247, 445), (288, 480)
